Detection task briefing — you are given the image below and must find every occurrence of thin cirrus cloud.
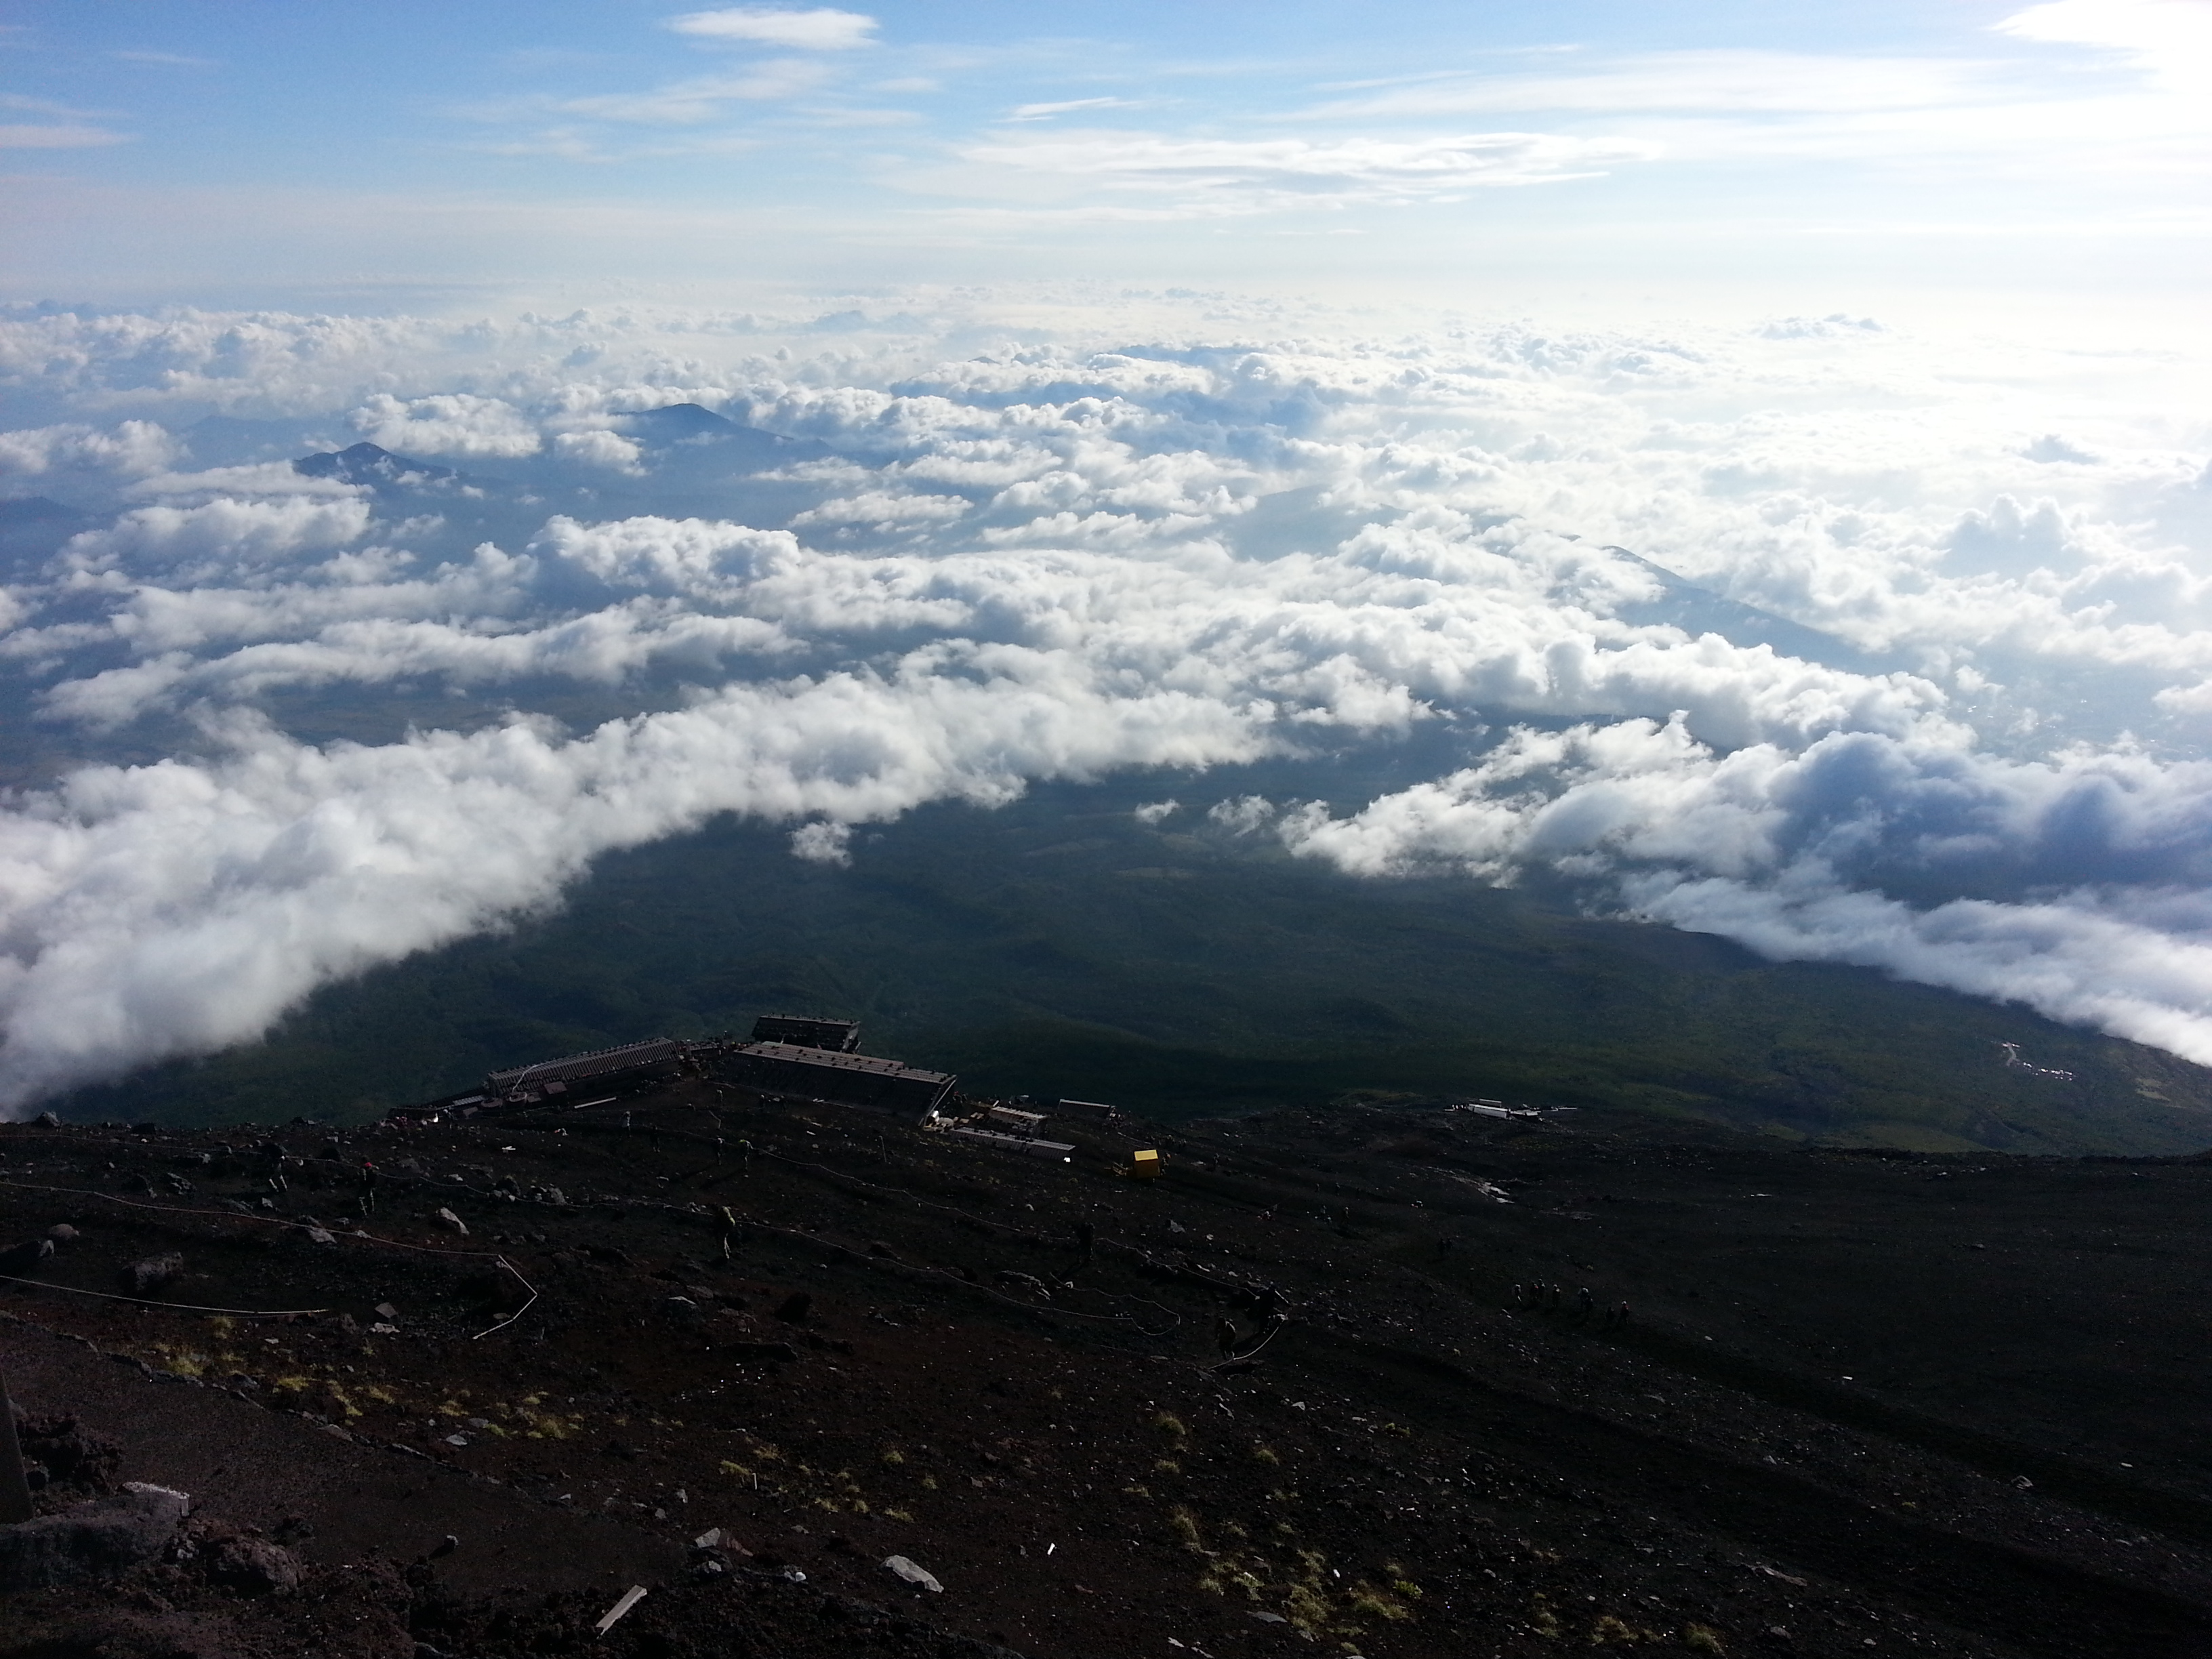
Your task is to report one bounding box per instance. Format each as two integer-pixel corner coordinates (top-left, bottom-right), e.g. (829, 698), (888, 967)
(0, 94), (128, 150)
(111, 50), (219, 68)
(552, 62), (836, 124)
(1293, 22), (2212, 181)
(1300, 51), (2004, 119)
(951, 130), (1660, 214)
(1006, 97), (1146, 122)
(0, 125), (127, 149)
(665, 7), (880, 52)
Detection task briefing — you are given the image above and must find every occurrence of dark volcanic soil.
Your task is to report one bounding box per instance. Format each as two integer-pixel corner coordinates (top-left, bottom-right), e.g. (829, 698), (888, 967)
(1, 1086), (2209, 1658)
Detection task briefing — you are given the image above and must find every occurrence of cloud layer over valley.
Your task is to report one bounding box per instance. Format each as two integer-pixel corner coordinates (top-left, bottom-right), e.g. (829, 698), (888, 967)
(1, 296), (2209, 1108)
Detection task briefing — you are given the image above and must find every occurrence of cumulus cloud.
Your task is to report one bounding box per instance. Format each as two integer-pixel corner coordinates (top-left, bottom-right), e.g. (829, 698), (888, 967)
(350, 393), (542, 459)
(58, 496), (375, 581)
(0, 421), (180, 482)
(0, 666), (1259, 1105)
(789, 819), (853, 863)
(3, 300), (2212, 1107)
(551, 428), (647, 472)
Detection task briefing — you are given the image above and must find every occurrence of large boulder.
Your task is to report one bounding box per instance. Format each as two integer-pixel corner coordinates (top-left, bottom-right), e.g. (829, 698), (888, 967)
(0, 1482), (190, 1590)
(124, 1252), (184, 1296)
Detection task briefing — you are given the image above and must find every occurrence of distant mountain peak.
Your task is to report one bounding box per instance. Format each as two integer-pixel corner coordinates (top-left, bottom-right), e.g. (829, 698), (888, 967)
(294, 442), (457, 488)
(613, 403), (743, 441)
(0, 495), (85, 527)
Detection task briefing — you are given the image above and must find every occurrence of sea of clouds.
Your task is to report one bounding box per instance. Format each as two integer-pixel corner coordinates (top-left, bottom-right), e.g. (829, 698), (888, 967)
(0, 294), (2208, 1109)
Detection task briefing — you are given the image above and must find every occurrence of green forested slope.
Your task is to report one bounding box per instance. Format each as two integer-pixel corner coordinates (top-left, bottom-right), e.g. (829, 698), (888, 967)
(54, 777), (2212, 1155)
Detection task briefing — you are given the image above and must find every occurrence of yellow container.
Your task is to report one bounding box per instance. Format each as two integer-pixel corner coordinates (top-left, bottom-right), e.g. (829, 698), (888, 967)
(1132, 1149), (1163, 1179)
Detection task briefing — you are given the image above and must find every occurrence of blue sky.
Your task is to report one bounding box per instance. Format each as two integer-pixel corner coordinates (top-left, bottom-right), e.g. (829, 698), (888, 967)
(4, 1), (2208, 312)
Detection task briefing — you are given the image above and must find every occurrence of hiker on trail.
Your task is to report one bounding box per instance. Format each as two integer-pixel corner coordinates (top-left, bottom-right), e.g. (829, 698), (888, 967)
(358, 1159), (378, 1215)
(1575, 1286), (1594, 1322)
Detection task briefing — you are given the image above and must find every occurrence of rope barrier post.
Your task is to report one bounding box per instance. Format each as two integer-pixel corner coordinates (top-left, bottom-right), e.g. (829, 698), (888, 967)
(0, 1364), (33, 1524)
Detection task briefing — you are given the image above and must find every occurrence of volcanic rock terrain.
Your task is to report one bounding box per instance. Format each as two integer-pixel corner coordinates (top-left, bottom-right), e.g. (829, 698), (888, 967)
(1, 1082), (2208, 1658)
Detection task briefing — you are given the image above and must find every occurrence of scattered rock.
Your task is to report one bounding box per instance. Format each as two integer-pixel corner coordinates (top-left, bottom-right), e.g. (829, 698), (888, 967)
(14, 1406), (119, 1504)
(374, 1302), (400, 1320)
(202, 1531), (302, 1594)
(305, 1227), (337, 1246)
(884, 1554), (943, 1593)
(594, 1585), (649, 1635)
(45, 1224), (77, 1244)
(123, 1252), (184, 1296)
(435, 1208), (470, 1235)
(0, 1482), (190, 1590)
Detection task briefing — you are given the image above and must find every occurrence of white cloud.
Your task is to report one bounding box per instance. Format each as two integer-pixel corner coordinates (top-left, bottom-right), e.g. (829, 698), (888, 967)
(954, 130), (1658, 215)
(666, 7), (878, 51)
(789, 819), (852, 863)
(350, 393), (542, 459)
(1208, 796), (1278, 835)
(1304, 51), (1993, 120)
(3, 300), (2212, 1107)
(58, 496), (375, 580)
(554, 62), (833, 123)
(0, 665), (1261, 1106)
(1997, 0), (2212, 66)
(0, 421), (180, 481)
(791, 489), (969, 528)
(0, 123), (128, 149)
(551, 428), (646, 473)
(1007, 97), (1144, 122)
